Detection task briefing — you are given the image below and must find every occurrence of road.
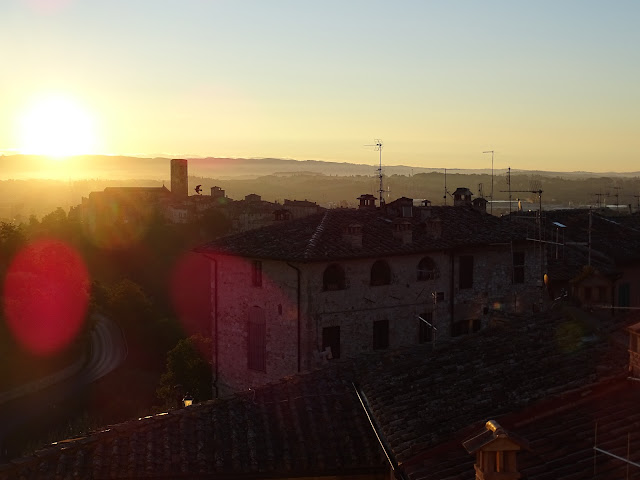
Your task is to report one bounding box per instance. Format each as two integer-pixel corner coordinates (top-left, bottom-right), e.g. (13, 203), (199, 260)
(0, 314), (127, 460)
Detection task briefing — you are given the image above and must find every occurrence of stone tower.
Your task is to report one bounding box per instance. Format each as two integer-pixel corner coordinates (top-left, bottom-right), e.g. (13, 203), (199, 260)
(171, 159), (188, 199)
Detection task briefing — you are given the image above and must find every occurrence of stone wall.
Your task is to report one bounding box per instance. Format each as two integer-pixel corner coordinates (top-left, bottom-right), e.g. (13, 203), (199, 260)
(211, 255), (299, 396)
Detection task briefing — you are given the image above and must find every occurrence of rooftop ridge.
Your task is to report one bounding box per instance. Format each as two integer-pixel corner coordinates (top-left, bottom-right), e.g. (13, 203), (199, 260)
(304, 209), (330, 259)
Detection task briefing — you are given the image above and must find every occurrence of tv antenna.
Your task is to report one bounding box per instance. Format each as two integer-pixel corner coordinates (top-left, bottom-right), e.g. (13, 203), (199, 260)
(483, 150), (494, 214)
(443, 168), (452, 205)
(365, 139), (384, 205)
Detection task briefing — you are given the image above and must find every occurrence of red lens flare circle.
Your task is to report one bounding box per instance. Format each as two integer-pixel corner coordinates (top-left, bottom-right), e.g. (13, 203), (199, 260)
(3, 239), (90, 355)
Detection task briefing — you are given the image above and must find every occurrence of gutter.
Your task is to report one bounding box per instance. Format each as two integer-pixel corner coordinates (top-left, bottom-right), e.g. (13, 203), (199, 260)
(286, 262), (302, 373)
(200, 253), (219, 398)
(449, 250), (455, 336)
(353, 382), (408, 480)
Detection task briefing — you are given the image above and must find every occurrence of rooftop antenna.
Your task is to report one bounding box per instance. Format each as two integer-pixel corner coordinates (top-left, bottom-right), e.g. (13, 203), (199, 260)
(365, 139), (384, 204)
(593, 191), (605, 209)
(613, 186), (622, 211)
(483, 150), (494, 214)
(443, 168), (452, 205)
(506, 167), (512, 216)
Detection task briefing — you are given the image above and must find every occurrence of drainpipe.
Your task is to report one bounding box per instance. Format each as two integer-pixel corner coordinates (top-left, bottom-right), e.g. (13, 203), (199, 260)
(201, 253), (219, 398)
(449, 250), (455, 336)
(286, 262), (301, 373)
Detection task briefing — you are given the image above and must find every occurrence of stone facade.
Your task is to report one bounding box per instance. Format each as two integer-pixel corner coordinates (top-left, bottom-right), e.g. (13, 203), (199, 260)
(208, 243), (541, 396)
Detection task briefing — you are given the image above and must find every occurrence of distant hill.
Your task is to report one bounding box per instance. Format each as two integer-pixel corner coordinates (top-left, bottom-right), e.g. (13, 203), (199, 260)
(2, 154), (639, 180)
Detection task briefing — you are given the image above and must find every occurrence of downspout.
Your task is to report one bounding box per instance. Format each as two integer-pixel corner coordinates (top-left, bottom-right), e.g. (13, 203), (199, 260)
(201, 253), (219, 398)
(449, 250), (455, 336)
(286, 262), (301, 373)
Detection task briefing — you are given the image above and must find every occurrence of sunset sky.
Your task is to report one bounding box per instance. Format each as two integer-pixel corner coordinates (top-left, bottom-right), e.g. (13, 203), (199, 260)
(0, 0), (638, 172)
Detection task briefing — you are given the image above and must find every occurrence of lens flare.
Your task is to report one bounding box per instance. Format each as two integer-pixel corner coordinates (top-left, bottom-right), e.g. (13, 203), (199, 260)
(2, 239), (90, 355)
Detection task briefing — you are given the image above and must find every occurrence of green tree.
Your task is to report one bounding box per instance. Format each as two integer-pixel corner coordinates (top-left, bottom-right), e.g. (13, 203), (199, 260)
(157, 334), (212, 408)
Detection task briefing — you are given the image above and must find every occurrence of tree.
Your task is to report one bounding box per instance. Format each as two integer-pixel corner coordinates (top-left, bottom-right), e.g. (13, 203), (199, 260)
(157, 334), (212, 408)
(0, 222), (26, 267)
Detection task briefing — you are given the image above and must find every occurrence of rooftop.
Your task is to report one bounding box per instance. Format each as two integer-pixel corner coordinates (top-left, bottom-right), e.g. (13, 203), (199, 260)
(196, 205), (531, 262)
(2, 307), (631, 479)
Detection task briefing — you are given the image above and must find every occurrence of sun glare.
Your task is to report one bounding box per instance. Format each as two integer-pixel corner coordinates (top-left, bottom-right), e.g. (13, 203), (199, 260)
(17, 94), (99, 158)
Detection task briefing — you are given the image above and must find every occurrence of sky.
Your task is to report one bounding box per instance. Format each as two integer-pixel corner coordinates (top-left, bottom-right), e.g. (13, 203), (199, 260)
(0, 0), (638, 172)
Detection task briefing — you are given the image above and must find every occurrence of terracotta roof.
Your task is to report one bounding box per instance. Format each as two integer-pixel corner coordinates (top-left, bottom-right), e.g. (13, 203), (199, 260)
(196, 206), (530, 261)
(541, 210), (640, 264)
(0, 369), (386, 479)
(353, 308), (629, 466)
(403, 380), (640, 480)
(2, 309), (631, 479)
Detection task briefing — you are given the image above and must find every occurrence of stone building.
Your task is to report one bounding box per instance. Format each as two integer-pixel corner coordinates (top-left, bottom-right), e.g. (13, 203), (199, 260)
(196, 193), (542, 396)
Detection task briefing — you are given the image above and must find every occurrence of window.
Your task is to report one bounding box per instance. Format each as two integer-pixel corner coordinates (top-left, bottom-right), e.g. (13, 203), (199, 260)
(418, 312), (434, 343)
(619, 283), (631, 308)
(373, 320), (389, 349)
(459, 255), (474, 289)
(513, 251), (525, 284)
(417, 256), (439, 281)
(322, 326), (340, 359)
(247, 306), (266, 371)
(323, 264), (346, 291)
(370, 260), (391, 286)
(584, 286), (592, 301)
(251, 260), (262, 287)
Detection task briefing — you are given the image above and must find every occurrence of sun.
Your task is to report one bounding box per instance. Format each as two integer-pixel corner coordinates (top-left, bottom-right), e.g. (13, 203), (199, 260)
(17, 94), (99, 158)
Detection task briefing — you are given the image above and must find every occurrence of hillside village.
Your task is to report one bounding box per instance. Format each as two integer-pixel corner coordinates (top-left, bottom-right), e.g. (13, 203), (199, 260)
(3, 159), (640, 478)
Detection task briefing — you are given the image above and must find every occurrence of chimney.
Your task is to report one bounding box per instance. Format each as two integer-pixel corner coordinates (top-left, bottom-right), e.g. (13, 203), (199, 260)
(463, 420), (528, 480)
(357, 194), (377, 210)
(472, 197), (488, 213)
(392, 218), (413, 245)
(453, 187), (473, 207)
(343, 223), (363, 248)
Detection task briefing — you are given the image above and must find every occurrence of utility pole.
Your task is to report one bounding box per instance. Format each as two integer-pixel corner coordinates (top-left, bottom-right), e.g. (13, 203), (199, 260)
(483, 150), (494, 214)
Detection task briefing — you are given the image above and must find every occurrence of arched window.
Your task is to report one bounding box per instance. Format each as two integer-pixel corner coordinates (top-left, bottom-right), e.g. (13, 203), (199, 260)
(370, 260), (391, 286)
(417, 256), (439, 281)
(323, 264), (346, 291)
(247, 306), (266, 371)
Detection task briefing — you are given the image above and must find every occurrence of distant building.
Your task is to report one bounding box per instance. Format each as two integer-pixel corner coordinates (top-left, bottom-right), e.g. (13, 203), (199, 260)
(170, 159), (188, 199)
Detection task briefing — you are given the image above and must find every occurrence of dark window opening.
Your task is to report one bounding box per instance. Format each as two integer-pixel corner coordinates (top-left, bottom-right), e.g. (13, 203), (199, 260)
(459, 255), (474, 289)
(513, 251), (525, 284)
(417, 256), (439, 281)
(322, 326), (340, 359)
(584, 286), (592, 301)
(373, 320), (389, 350)
(323, 263), (346, 291)
(419, 312), (433, 343)
(371, 260), (391, 286)
(619, 283), (631, 308)
(252, 260), (262, 287)
(247, 306), (266, 371)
